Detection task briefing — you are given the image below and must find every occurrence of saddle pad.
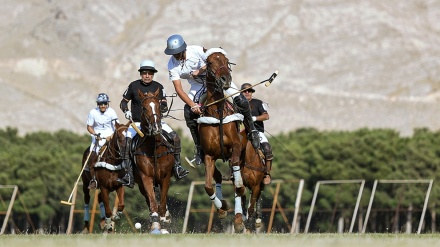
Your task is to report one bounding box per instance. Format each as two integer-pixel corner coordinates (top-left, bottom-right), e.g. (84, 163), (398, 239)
(94, 161), (123, 171)
(197, 113), (244, 124)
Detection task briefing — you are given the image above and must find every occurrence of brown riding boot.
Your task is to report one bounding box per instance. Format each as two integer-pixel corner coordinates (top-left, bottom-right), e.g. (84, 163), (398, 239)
(263, 159), (272, 185)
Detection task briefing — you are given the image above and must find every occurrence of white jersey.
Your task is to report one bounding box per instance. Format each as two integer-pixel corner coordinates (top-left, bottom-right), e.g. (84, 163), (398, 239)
(167, 45), (206, 102)
(86, 107), (119, 152)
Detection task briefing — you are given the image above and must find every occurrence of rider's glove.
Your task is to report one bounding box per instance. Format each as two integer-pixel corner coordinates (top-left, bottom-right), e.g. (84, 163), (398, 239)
(124, 110), (132, 120)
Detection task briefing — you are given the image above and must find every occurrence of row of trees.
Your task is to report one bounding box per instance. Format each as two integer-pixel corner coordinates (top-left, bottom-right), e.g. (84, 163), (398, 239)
(1, 126), (439, 233)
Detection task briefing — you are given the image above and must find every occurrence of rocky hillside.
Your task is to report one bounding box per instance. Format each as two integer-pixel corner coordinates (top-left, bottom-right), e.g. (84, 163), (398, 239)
(1, 0), (439, 137)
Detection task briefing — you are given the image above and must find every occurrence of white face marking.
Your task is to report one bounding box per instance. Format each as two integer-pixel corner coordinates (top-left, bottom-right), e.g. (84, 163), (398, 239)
(149, 101), (159, 129)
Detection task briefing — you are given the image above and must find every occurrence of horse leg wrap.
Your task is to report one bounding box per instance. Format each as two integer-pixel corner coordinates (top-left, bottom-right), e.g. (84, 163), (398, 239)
(84, 204), (90, 222)
(234, 193), (243, 215)
(215, 183), (223, 200)
(99, 202), (105, 219)
(104, 217), (112, 231)
(210, 194), (223, 209)
(113, 211), (122, 221)
(232, 166), (243, 188)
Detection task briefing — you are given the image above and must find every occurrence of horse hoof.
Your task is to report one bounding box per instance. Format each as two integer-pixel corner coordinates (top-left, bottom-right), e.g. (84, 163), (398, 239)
(255, 218), (262, 228)
(234, 214), (244, 233)
(81, 228), (89, 234)
(217, 208), (228, 219)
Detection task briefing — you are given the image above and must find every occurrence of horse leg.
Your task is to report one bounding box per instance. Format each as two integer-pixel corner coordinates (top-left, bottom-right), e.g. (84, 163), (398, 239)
(204, 156), (228, 218)
(141, 174), (161, 234)
(158, 177), (171, 234)
(246, 185), (262, 233)
(112, 187), (125, 222)
(231, 142), (244, 192)
(234, 192), (245, 233)
(213, 166), (223, 200)
(81, 171), (91, 234)
(100, 189), (113, 233)
(97, 192), (106, 230)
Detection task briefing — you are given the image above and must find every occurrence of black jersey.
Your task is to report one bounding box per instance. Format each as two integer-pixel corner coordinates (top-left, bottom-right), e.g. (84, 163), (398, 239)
(122, 80), (165, 122)
(249, 98), (267, 132)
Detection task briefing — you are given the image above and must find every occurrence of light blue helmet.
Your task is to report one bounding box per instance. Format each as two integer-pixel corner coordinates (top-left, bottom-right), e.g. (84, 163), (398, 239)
(96, 93), (110, 103)
(164, 34), (187, 55)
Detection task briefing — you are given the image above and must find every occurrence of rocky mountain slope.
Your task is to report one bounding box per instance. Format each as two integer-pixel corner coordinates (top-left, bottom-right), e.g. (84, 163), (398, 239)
(1, 0), (439, 137)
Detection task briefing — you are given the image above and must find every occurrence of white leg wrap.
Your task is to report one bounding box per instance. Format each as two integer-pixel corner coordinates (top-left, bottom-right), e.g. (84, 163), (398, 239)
(233, 166), (243, 188)
(235, 194), (243, 215)
(215, 183), (223, 199)
(210, 194), (223, 209)
(151, 212), (159, 217)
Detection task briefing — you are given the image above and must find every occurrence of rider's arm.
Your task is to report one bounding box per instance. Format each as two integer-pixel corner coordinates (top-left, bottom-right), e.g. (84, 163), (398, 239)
(172, 79), (201, 114)
(120, 98), (130, 113)
(87, 125), (97, 136)
(172, 79), (194, 107)
(254, 112), (269, 122)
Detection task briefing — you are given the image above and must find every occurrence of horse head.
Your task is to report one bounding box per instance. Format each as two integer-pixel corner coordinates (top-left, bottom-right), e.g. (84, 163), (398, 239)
(205, 48), (232, 90)
(138, 88), (162, 136)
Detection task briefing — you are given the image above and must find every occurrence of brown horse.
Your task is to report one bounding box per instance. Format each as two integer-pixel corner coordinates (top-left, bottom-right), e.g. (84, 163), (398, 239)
(133, 88), (174, 234)
(90, 122), (130, 232)
(238, 130), (267, 233)
(198, 48), (247, 230)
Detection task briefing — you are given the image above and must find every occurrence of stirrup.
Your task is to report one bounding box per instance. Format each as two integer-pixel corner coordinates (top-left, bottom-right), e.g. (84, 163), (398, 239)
(88, 180), (97, 190)
(116, 176), (134, 188)
(174, 166), (189, 181)
(263, 174), (272, 185)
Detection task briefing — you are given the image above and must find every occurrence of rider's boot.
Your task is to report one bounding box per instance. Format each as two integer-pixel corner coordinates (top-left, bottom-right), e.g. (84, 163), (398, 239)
(116, 138), (134, 188)
(233, 94), (260, 149)
(261, 142), (273, 185)
(169, 131), (189, 180)
(188, 123), (204, 166)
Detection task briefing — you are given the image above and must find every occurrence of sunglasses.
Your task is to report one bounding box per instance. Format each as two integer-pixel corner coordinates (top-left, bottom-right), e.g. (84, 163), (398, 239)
(98, 102), (108, 106)
(243, 90), (254, 93)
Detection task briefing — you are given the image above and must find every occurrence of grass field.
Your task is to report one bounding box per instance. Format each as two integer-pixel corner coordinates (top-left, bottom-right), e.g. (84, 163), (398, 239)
(1, 234), (440, 247)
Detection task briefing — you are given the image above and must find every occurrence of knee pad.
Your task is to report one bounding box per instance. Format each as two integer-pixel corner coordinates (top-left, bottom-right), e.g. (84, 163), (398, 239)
(261, 142), (273, 160)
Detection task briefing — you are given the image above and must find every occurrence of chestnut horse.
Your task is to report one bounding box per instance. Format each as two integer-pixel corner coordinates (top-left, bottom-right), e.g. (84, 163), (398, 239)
(238, 130), (267, 233)
(133, 88), (174, 234)
(198, 48), (247, 230)
(90, 122), (130, 232)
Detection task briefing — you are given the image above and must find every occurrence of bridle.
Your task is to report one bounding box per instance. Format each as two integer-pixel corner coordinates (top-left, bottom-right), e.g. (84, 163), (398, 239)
(206, 54), (234, 93)
(140, 95), (162, 136)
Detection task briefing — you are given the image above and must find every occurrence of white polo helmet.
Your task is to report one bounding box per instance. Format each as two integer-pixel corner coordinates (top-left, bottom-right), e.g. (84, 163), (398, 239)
(164, 34), (187, 55)
(96, 93), (110, 103)
(138, 60), (158, 73)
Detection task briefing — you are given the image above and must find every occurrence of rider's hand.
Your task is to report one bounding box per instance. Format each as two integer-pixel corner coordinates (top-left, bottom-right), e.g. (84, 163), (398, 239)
(191, 104), (201, 115)
(94, 134), (102, 141)
(124, 110), (132, 120)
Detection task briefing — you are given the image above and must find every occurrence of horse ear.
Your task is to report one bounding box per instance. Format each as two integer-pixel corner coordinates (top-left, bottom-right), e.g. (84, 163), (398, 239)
(154, 87), (160, 97)
(138, 89), (144, 99)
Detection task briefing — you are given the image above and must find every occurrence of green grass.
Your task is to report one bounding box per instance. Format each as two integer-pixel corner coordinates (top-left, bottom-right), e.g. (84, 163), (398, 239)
(1, 234), (440, 247)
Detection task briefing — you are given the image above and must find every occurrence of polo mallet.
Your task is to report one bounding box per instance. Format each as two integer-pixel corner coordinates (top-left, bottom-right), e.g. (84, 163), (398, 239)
(129, 117), (144, 137)
(204, 70), (279, 107)
(185, 157), (196, 168)
(61, 136), (100, 205)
